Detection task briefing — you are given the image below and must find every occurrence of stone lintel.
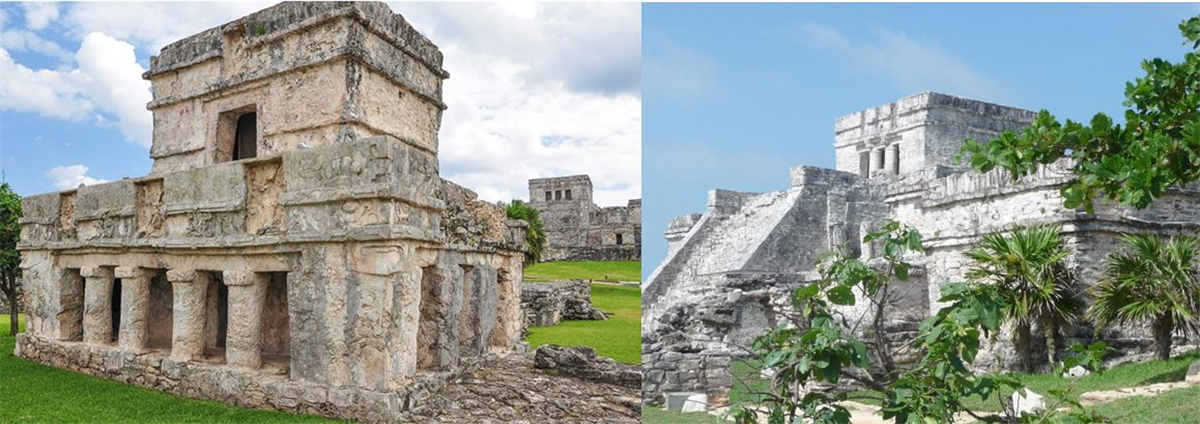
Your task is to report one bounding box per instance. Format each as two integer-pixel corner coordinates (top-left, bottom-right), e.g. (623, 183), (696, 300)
(114, 266), (153, 279)
(80, 266), (114, 279)
(166, 269), (198, 283)
(223, 270), (270, 286)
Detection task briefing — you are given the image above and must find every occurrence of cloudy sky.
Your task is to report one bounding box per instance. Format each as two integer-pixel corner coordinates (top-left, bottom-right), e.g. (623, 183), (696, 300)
(0, 2), (641, 207)
(642, 3), (1199, 279)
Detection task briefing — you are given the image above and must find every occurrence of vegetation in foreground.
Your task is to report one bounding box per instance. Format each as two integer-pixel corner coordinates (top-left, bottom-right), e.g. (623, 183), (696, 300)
(524, 260), (641, 282)
(0, 315), (346, 424)
(525, 283), (641, 364)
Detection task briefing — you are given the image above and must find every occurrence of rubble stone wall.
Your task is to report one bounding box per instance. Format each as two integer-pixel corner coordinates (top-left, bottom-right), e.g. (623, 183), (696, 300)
(520, 280), (607, 327)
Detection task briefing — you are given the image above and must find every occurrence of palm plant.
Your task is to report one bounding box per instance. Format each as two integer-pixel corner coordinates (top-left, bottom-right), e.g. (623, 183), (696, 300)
(504, 200), (547, 264)
(1089, 234), (1200, 361)
(964, 224), (1084, 373)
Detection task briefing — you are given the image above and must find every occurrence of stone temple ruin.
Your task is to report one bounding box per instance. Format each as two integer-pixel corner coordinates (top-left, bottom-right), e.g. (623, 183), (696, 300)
(528, 174), (642, 261)
(642, 92), (1200, 404)
(15, 3), (528, 422)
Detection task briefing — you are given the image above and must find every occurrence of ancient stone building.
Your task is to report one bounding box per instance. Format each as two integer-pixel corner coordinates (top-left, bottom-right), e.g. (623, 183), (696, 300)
(642, 92), (1200, 404)
(528, 175), (641, 262)
(15, 3), (528, 422)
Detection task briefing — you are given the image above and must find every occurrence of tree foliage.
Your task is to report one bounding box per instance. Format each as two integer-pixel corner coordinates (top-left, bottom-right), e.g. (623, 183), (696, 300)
(504, 200), (547, 263)
(1089, 234), (1200, 360)
(731, 221), (1109, 424)
(0, 183), (21, 336)
(963, 225), (1085, 372)
(957, 15), (1200, 213)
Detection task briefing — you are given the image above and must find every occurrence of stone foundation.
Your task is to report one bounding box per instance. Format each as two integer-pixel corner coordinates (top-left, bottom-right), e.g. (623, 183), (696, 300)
(15, 334), (469, 423)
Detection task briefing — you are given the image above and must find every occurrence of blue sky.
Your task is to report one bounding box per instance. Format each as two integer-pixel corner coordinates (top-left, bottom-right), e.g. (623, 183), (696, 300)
(0, 2), (640, 205)
(642, 3), (1200, 280)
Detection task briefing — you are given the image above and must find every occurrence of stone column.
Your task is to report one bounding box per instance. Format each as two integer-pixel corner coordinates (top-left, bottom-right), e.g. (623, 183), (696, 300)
(224, 270), (268, 369)
(869, 147), (884, 178)
(859, 222), (874, 259)
(168, 269), (208, 361)
(80, 266), (115, 345)
(115, 266), (152, 350)
(884, 144), (899, 175)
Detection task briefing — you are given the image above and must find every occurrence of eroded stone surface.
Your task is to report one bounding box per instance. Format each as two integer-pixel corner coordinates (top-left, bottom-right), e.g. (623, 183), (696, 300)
(642, 92), (1200, 404)
(533, 345), (641, 389)
(410, 351), (641, 424)
(15, 3), (527, 423)
(521, 280), (608, 328)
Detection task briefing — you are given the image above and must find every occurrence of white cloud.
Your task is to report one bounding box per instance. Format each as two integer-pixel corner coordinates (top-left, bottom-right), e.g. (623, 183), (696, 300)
(397, 3), (642, 205)
(21, 2), (59, 30)
(400, 3), (641, 96)
(791, 22), (1003, 100)
(0, 32), (152, 146)
(5, 2), (641, 206)
(46, 165), (108, 190)
(1, 28), (72, 61)
(62, 2), (273, 53)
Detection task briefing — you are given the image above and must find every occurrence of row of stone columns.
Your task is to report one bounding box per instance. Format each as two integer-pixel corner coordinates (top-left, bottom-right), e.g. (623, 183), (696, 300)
(866, 144), (901, 178)
(74, 266), (276, 370)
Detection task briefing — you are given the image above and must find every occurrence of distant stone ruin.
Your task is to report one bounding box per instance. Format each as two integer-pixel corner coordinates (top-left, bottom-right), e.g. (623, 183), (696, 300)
(528, 174), (641, 262)
(641, 92), (1200, 404)
(15, 3), (527, 422)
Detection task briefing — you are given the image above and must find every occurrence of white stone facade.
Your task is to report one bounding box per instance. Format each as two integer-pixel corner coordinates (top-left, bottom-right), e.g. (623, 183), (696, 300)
(641, 92), (1200, 404)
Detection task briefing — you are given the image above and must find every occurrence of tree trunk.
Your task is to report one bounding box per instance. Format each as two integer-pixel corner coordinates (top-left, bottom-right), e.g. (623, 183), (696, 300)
(1153, 314), (1174, 361)
(1043, 318), (1058, 367)
(1014, 321), (1033, 373)
(6, 289), (17, 336)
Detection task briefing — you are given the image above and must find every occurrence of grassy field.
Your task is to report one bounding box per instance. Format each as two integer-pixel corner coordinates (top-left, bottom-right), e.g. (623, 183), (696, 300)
(0, 314), (347, 424)
(524, 283), (641, 364)
(642, 406), (728, 424)
(728, 349), (1200, 415)
(523, 260), (641, 282)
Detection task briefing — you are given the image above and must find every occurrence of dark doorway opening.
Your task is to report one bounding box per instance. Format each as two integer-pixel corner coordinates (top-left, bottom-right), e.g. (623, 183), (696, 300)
(110, 279), (122, 343)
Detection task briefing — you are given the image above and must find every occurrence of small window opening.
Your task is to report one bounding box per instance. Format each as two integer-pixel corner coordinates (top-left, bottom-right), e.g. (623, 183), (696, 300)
(545, 191), (552, 202)
(616, 233), (624, 245)
(233, 112), (258, 160)
(565, 189), (572, 200)
(555, 190), (562, 201)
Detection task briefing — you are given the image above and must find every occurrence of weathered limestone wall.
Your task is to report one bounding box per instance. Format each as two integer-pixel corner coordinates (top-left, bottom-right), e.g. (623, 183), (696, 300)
(146, 2), (448, 174)
(529, 175), (641, 262)
(833, 92), (1035, 178)
(642, 92), (1200, 404)
(18, 134), (526, 422)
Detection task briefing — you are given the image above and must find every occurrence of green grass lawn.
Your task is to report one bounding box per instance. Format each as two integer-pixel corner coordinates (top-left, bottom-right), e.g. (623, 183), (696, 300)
(523, 260), (641, 282)
(730, 349), (1200, 414)
(524, 283), (641, 364)
(1072, 384), (1200, 424)
(0, 314), (348, 424)
(642, 406), (729, 424)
